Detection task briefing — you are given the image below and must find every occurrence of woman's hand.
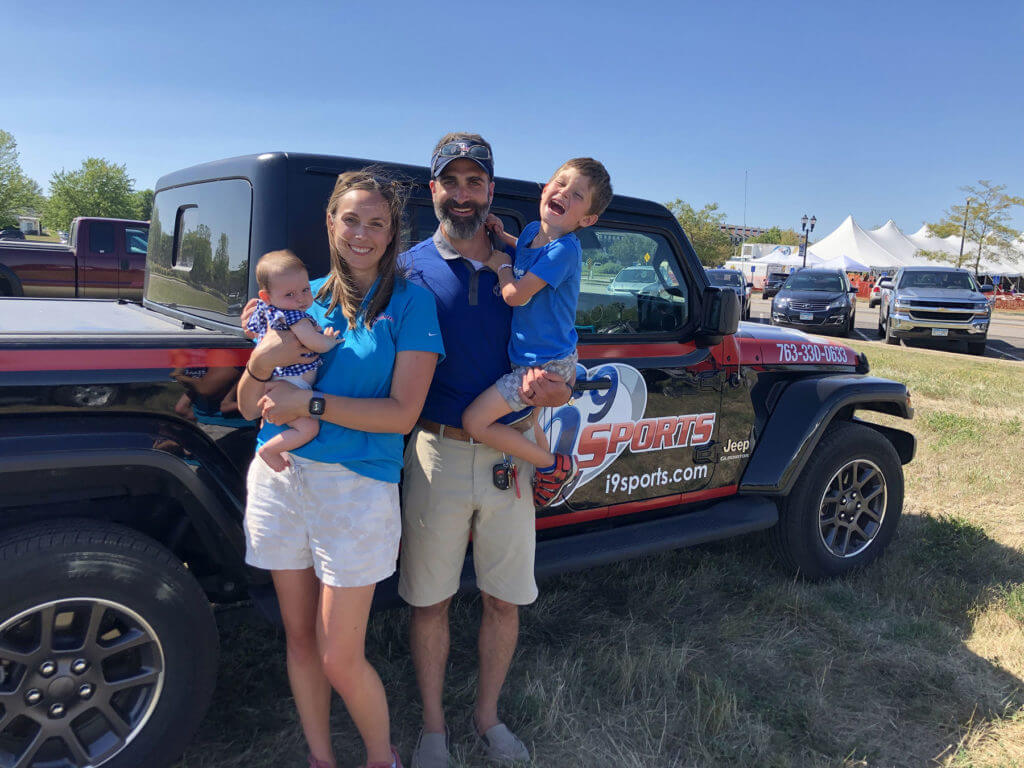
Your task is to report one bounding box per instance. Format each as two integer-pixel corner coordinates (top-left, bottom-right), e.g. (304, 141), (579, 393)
(258, 380), (308, 425)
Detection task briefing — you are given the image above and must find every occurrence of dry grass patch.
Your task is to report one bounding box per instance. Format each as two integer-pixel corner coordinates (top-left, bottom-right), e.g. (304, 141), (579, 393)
(177, 342), (1023, 768)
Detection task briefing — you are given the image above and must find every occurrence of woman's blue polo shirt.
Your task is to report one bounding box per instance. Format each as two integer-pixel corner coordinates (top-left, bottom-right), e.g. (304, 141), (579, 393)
(255, 275), (444, 483)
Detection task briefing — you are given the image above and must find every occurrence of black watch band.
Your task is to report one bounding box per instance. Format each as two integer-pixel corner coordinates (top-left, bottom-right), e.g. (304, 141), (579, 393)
(308, 395), (326, 417)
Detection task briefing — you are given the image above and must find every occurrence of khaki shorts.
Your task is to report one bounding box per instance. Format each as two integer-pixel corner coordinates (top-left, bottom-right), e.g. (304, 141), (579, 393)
(398, 426), (538, 607)
(245, 454), (400, 588)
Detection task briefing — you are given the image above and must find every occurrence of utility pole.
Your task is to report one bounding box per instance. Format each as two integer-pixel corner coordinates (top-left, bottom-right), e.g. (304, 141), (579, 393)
(959, 197), (972, 259)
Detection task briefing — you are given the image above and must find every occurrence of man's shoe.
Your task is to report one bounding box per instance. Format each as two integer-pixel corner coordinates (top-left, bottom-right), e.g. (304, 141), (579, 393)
(410, 729), (449, 768)
(475, 722), (530, 763)
(532, 453), (578, 508)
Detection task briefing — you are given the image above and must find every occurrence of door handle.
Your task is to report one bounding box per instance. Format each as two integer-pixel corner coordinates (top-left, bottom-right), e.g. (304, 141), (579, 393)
(575, 378), (613, 391)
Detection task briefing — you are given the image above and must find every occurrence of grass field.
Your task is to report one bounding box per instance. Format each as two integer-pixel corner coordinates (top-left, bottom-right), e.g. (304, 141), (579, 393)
(175, 342), (1023, 768)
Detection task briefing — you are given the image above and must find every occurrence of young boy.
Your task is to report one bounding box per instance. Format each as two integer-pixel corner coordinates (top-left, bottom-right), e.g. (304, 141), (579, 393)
(462, 158), (612, 507)
(245, 250), (340, 471)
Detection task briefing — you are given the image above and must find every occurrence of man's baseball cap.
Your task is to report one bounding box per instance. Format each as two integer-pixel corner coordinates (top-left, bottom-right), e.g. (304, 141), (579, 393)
(430, 140), (493, 179)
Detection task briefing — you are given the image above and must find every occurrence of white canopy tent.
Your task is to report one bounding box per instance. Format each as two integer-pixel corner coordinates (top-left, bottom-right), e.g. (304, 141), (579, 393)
(868, 221), (931, 266)
(816, 253), (869, 272)
(807, 215), (906, 270)
(752, 250), (822, 268)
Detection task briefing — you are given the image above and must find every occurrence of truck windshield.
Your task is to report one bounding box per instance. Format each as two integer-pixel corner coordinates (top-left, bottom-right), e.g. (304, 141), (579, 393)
(899, 271), (977, 290)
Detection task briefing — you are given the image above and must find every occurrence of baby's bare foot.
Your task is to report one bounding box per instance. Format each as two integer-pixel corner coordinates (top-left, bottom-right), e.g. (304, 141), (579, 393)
(259, 445), (290, 472)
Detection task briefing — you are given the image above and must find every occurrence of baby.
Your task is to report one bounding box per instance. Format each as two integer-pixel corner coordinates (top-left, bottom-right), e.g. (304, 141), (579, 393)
(462, 158), (612, 507)
(245, 250), (340, 471)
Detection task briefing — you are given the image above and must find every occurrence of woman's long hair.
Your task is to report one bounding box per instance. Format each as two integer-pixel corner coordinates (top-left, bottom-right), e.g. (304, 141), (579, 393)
(318, 168), (407, 329)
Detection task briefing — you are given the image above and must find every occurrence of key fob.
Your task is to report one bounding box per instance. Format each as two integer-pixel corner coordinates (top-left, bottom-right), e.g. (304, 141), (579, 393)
(492, 462), (511, 491)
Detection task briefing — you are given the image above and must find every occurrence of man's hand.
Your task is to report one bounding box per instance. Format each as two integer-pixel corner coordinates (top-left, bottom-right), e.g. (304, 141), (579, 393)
(241, 298), (259, 339)
(519, 367), (573, 408)
(258, 380), (306, 425)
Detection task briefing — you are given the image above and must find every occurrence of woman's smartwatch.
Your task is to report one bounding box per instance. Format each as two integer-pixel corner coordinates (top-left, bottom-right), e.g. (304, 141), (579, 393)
(308, 394), (326, 417)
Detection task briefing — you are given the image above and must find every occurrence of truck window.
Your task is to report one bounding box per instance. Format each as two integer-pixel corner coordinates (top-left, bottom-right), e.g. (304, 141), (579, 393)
(125, 227), (148, 255)
(577, 227), (689, 337)
(146, 179), (252, 320)
(90, 222), (115, 254)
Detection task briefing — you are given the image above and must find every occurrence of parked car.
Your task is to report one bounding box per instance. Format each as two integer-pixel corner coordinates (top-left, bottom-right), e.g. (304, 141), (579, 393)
(762, 271), (790, 299)
(0, 227), (26, 240)
(0, 217), (148, 299)
(606, 265), (657, 295)
(705, 267), (753, 320)
(0, 151), (913, 768)
(770, 268), (858, 336)
(878, 266), (993, 355)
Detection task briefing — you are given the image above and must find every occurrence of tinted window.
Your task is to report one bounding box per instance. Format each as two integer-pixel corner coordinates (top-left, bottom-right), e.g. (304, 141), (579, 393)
(707, 271), (743, 286)
(89, 222), (114, 254)
(578, 227), (688, 336)
(146, 179), (252, 319)
(899, 271), (976, 290)
(783, 272), (844, 292)
(125, 227), (148, 255)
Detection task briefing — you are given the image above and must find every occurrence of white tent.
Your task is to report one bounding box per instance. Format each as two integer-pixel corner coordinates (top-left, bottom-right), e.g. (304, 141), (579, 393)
(907, 225), (956, 256)
(752, 250), (821, 268)
(816, 253), (869, 272)
(807, 215), (905, 270)
(868, 221), (931, 266)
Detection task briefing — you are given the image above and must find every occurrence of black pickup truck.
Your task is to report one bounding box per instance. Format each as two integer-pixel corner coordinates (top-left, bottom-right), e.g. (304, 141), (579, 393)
(0, 153), (914, 768)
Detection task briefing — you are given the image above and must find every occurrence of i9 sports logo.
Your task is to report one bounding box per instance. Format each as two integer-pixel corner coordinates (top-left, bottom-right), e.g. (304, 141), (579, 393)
(538, 363), (716, 505)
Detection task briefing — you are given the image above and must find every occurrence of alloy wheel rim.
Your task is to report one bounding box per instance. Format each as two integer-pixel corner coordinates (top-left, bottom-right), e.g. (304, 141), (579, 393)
(818, 458), (887, 558)
(0, 598), (165, 768)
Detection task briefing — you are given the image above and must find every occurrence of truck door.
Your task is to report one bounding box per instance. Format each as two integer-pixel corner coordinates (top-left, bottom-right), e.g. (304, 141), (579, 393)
(120, 225), (148, 299)
(537, 224), (728, 527)
(78, 220), (118, 298)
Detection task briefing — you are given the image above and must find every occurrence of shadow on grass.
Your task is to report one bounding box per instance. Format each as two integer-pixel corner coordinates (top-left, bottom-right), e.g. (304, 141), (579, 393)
(177, 512), (1023, 768)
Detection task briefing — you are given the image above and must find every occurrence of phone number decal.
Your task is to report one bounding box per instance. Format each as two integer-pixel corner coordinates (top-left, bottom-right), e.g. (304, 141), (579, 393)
(774, 342), (851, 365)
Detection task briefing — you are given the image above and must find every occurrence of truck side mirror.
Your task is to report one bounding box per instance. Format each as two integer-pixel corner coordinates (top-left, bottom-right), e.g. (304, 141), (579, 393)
(878, 279), (894, 289)
(695, 286), (740, 347)
(980, 284), (994, 293)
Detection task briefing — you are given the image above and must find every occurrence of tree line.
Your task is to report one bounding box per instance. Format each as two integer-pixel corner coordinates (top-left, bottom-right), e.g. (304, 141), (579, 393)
(0, 129), (153, 233)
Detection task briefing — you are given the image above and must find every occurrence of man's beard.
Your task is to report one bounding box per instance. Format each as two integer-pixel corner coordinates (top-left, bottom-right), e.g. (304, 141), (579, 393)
(435, 197), (489, 240)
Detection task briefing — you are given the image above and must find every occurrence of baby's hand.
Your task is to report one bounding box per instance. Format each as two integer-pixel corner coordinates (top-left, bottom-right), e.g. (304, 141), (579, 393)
(485, 214), (504, 237)
(323, 326), (342, 343)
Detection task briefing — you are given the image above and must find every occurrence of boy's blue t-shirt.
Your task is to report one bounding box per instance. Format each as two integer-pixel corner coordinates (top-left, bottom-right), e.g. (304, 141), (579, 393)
(255, 276), (445, 483)
(509, 220), (582, 366)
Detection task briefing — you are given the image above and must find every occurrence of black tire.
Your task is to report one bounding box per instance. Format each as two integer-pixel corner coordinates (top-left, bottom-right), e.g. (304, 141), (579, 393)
(771, 421), (903, 579)
(877, 314), (884, 337)
(0, 520), (218, 768)
(883, 313), (899, 345)
(967, 340), (987, 356)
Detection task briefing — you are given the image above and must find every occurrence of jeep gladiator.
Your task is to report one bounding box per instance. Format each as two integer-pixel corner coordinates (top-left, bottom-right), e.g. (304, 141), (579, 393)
(0, 152), (914, 768)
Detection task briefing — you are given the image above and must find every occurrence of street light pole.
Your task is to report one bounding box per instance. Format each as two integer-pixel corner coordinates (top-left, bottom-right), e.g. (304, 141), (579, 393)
(959, 198), (972, 259)
(800, 214), (816, 268)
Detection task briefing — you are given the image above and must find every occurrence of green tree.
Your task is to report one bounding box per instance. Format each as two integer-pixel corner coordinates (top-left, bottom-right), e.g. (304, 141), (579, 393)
(134, 189), (154, 220)
(921, 180), (1024, 272)
(0, 130), (45, 228)
(212, 232), (230, 287)
(748, 226), (801, 246)
(665, 200), (732, 266)
(44, 157), (137, 232)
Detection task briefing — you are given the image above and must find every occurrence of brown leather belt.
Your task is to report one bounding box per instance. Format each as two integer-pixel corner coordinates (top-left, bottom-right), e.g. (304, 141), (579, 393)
(416, 416), (531, 443)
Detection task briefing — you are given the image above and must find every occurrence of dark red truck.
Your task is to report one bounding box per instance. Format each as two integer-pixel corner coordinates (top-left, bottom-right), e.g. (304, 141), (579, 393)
(0, 153), (914, 768)
(0, 217), (148, 299)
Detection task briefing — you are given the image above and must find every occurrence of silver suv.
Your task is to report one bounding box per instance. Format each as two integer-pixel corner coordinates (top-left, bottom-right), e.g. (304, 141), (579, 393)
(878, 266), (994, 355)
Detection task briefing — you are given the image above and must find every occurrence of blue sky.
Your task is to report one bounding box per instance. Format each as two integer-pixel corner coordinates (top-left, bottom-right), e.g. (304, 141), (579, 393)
(4, 0), (1023, 237)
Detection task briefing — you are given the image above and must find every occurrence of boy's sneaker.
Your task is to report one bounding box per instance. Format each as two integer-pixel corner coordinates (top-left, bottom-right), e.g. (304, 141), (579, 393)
(532, 454), (578, 508)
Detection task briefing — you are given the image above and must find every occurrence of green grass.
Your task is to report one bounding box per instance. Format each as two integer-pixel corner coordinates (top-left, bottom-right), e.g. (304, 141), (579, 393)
(175, 340), (1024, 768)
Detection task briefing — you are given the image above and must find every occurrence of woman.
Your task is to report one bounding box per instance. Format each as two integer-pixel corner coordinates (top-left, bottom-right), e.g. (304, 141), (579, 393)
(238, 170), (443, 768)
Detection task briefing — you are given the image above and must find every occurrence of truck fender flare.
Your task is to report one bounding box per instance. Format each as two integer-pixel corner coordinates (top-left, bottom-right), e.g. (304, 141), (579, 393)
(0, 436), (248, 582)
(739, 375), (914, 496)
(0, 264), (24, 296)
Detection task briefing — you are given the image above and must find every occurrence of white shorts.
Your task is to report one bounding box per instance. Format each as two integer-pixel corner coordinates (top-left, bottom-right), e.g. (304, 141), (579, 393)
(244, 454), (400, 588)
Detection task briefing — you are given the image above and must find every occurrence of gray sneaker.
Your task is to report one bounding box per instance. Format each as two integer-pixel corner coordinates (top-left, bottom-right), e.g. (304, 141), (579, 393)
(476, 722), (530, 763)
(410, 728), (449, 768)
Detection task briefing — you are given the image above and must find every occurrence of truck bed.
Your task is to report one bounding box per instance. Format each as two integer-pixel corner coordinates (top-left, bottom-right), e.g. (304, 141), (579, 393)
(0, 298), (246, 347)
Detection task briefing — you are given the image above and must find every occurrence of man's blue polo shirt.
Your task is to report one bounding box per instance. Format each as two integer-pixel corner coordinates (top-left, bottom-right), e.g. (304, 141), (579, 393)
(399, 229), (530, 428)
(255, 276), (444, 483)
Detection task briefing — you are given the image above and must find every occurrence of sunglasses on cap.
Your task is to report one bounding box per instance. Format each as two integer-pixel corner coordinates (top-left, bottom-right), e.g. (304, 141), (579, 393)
(434, 141), (492, 161)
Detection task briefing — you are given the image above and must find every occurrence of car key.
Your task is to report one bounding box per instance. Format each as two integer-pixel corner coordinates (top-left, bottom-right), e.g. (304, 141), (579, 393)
(492, 459), (511, 491)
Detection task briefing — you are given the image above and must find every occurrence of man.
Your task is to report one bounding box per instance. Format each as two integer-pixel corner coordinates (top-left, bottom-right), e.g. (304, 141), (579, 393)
(398, 133), (572, 767)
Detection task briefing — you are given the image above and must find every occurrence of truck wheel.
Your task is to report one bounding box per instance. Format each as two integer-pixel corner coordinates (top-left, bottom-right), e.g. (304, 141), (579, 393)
(771, 421), (903, 579)
(967, 340), (986, 356)
(0, 520), (218, 768)
(884, 315), (899, 345)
